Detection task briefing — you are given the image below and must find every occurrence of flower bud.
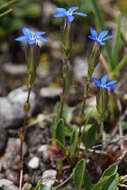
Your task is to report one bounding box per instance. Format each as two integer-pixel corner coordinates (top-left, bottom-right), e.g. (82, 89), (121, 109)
(62, 20), (72, 58)
(88, 43), (101, 81)
(25, 44), (40, 88)
(96, 88), (108, 115)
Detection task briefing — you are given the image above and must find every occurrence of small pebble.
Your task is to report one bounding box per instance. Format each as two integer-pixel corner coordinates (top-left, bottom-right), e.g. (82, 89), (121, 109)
(38, 145), (49, 161)
(40, 87), (62, 98)
(0, 179), (18, 190)
(28, 157), (40, 169)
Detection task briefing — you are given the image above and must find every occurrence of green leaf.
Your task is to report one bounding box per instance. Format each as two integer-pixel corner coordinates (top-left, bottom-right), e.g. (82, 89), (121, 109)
(23, 183), (32, 190)
(85, 124), (97, 150)
(65, 69), (73, 94)
(102, 163), (118, 177)
(37, 184), (50, 190)
(70, 129), (79, 159)
(112, 54), (127, 77)
(92, 164), (119, 190)
(63, 104), (72, 123)
(73, 159), (85, 190)
(102, 174), (119, 190)
(52, 116), (57, 141)
(56, 119), (65, 145)
(84, 169), (92, 190)
(92, 174), (119, 190)
(112, 12), (121, 69)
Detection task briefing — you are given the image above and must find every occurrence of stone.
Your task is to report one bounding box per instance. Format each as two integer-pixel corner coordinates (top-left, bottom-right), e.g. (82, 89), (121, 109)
(40, 87), (62, 98)
(28, 157), (40, 169)
(0, 86), (36, 129)
(0, 138), (27, 170)
(73, 56), (102, 85)
(3, 63), (27, 75)
(73, 57), (88, 86)
(0, 179), (18, 190)
(42, 169), (57, 188)
(38, 145), (49, 161)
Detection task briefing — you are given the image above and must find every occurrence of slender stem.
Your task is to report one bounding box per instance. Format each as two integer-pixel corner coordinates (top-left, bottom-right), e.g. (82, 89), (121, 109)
(59, 57), (68, 119)
(18, 87), (31, 190)
(81, 79), (90, 118)
(0, 0), (18, 10)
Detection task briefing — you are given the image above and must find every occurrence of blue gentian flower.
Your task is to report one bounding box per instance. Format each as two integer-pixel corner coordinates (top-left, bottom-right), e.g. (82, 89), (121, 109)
(15, 27), (48, 45)
(53, 7), (87, 22)
(92, 74), (117, 90)
(88, 27), (112, 45)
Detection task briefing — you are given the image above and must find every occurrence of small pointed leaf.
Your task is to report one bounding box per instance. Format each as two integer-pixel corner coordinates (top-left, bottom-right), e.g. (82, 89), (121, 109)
(37, 184), (50, 190)
(56, 119), (65, 145)
(74, 159), (85, 190)
(84, 169), (92, 190)
(70, 129), (79, 159)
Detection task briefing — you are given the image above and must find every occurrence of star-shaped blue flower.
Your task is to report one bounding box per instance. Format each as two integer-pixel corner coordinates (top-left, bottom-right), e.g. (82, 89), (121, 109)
(88, 27), (112, 45)
(53, 7), (87, 23)
(15, 27), (48, 45)
(92, 74), (117, 90)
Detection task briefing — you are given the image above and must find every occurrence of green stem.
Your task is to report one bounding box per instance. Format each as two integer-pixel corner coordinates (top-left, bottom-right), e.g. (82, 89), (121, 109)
(59, 57), (68, 119)
(19, 87), (31, 190)
(81, 79), (90, 120)
(59, 19), (71, 119)
(0, 8), (13, 17)
(0, 0), (18, 10)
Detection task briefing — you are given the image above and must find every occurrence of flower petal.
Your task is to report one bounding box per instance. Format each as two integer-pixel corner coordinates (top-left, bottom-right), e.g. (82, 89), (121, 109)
(37, 37), (48, 42)
(98, 41), (104, 45)
(22, 27), (32, 38)
(55, 8), (66, 12)
(92, 78), (101, 87)
(68, 7), (79, 13)
(28, 39), (36, 45)
(103, 35), (112, 41)
(34, 32), (46, 37)
(90, 27), (98, 38)
(67, 15), (74, 22)
(98, 30), (109, 41)
(88, 35), (96, 41)
(110, 84), (116, 91)
(15, 36), (28, 42)
(106, 80), (117, 86)
(53, 12), (66, 17)
(73, 12), (87, 16)
(101, 74), (108, 85)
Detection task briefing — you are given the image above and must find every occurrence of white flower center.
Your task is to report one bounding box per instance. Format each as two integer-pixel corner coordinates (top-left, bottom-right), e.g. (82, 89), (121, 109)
(66, 11), (72, 16)
(30, 34), (34, 40)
